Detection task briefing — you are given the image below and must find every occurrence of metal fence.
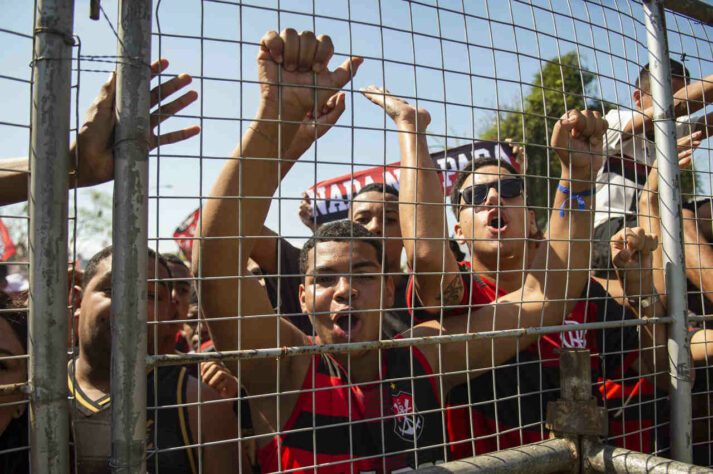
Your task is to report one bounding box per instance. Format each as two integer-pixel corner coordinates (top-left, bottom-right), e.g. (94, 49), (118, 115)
(1, 0), (713, 472)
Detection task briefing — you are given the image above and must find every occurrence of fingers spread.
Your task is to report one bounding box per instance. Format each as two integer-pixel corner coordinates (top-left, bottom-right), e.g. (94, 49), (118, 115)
(280, 28), (300, 71)
(150, 58), (169, 78)
(150, 73), (193, 107)
(332, 56), (363, 89)
(150, 90), (198, 128)
(151, 126), (201, 150)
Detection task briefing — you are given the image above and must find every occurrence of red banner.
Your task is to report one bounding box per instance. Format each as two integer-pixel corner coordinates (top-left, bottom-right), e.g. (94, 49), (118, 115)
(306, 141), (515, 223)
(173, 208), (200, 261)
(0, 218), (16, 261)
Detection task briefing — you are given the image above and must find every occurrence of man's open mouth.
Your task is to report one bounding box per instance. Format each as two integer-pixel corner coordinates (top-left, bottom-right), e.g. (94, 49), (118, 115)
(333, 312), (362, 339)
(486, 210), (509, 232)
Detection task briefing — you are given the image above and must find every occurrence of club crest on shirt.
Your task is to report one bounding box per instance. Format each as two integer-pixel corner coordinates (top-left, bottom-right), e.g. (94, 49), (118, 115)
(391, 389), (423, 441)
(560, 319), (587, 349)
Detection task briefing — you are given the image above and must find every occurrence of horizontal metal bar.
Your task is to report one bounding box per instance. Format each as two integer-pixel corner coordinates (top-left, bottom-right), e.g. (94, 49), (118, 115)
(664, 0), (713, 26)
(0, 382), (31, 396)
(148, 316), (671, 366)
(415, 438), (576, 473)
(583, 440), (710, 473)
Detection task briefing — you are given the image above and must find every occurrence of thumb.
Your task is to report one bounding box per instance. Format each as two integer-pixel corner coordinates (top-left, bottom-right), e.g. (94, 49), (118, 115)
(331, 56), (363, 89)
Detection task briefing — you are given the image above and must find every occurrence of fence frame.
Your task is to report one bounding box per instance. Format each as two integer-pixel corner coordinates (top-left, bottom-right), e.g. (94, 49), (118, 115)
(644, 0), (695, 462)
(28, 1), (74, 473)
(109, 0), (153, 472)
(15, 0), (713, 471)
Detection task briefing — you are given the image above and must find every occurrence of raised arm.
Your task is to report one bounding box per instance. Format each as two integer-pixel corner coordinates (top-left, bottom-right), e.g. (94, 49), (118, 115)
(193, 29), (360, 387)
(361, 87), (462, 311)
(623, 73), (713, 138)
(0, 59), (199, 206)
(610, 227), (669, 386)
(414, 110), (607, 387)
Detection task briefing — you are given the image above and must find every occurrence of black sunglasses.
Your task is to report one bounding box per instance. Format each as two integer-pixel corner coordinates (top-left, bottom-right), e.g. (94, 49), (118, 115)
(460, 178), (524, 206)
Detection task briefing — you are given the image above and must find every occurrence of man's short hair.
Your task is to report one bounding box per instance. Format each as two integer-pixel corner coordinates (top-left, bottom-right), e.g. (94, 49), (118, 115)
(299, 220), (383, 276)
(352, 182), (399, 201)
(163, 253), (189, 272)
(636, 59), (690, 93)
(82, 246), (172, 289)
(449, 157), (520, 219)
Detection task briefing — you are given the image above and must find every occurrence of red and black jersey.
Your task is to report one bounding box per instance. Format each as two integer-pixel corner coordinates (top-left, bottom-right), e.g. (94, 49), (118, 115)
(406, 262), (660, 457)
(257, 346), (445, 472)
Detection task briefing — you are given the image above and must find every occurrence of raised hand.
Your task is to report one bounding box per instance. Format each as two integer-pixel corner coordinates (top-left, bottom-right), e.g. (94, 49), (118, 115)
(550, 109), (608, 179)
(73, 59), (200, 187)
(257, 29), (362, 121)
(298, 191), (316, 229)
(360, 85), (431, 131)
(284, 91), (347, 160)
(611, 226), (659, 298)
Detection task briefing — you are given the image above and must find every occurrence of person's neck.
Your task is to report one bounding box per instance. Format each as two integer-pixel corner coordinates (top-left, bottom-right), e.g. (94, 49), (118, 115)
(469, 255), (526, 293)
(342, 349), (381, 385)
(75, 350), (111, 396)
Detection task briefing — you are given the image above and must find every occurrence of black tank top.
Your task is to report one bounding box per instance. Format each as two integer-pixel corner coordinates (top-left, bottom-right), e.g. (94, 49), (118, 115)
(68, 361), (197, 474)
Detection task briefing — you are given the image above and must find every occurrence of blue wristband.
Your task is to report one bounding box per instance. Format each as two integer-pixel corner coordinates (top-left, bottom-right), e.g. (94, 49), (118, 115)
(558, 185), (595, 217)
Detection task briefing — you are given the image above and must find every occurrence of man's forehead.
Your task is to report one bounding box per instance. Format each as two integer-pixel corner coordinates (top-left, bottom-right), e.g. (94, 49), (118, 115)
(305, 240), (380, 270)
(351, 191), (398, 208)
(461, 164), (514, 188)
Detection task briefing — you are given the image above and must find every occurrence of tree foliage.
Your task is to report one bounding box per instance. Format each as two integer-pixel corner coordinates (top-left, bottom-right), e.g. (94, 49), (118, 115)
(481, 51), (604, 227)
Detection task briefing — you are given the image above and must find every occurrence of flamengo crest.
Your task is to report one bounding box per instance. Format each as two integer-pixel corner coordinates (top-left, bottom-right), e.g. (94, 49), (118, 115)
(391, 390), (424, 441)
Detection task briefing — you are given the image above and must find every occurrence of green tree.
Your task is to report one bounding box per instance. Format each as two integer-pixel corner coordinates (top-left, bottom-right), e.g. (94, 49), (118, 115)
(482, 51), (604, 227)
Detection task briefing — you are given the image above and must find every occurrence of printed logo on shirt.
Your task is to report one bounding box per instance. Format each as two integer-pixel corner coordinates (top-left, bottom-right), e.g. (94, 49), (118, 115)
(560, 319), (587, 349)
(391, 389), (424, 441)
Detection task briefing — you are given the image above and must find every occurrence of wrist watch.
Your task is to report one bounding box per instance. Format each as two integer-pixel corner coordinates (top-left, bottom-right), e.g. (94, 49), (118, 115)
(628, 295), (657, 309)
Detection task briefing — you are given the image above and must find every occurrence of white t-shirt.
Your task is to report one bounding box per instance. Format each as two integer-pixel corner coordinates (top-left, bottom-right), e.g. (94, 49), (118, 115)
(594, 108), (694, 227)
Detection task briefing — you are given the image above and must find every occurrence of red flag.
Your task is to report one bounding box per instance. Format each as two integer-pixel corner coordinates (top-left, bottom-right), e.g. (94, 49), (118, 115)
(173, 209), (200, 262)
(0, 218), (16, 261)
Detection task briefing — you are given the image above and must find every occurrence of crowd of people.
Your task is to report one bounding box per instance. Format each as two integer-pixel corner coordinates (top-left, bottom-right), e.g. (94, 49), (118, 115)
(0, 26), (712, 472)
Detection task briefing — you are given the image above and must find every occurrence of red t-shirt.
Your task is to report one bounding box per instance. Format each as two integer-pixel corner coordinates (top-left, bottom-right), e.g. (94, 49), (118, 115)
(406, 262), (657, 458)
(257, 346), (445, 472)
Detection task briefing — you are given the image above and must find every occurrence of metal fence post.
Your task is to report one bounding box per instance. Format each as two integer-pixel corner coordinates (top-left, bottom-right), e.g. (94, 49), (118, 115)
(28, 1), (74, 472)
(643, 0), (694, 463)
(110, 0), (152, 472)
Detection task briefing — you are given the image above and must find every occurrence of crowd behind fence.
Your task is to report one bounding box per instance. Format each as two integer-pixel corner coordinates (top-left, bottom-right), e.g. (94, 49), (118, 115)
(1, 0), (713, 472)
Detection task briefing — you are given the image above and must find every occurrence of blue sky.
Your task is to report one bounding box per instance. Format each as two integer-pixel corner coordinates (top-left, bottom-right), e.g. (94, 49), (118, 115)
(2, 0), (712, 260)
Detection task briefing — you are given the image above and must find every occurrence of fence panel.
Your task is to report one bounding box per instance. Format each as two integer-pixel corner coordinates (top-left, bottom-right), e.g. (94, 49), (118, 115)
(0, 0), (713, 472)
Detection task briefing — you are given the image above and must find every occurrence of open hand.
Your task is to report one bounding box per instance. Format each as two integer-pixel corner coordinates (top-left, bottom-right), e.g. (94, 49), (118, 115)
(73, 59), (200, 187)
(361, 85), (431, 132)
(285, 91), (347, 159)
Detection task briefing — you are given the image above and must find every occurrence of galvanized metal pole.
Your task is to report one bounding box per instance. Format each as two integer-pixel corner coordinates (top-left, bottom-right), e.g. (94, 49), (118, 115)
(643, 0), (693, 463)
(28, 1), (74, 473)
(583, 439), (709, 473)
(415, 438), (577, 473)
(110, 0), (152, 472)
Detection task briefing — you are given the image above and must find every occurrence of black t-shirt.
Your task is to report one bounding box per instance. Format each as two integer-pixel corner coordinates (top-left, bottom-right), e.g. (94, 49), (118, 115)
(262, 238), (313, 335)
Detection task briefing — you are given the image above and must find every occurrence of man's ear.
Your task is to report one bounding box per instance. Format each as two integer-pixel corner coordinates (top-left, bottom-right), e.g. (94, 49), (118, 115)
(453, 223), (466, 245)
(70, 285), (82, 311)
(298, 283), (309, 315)
(527, 210), (539, 238)
(633, 89), (642, 109)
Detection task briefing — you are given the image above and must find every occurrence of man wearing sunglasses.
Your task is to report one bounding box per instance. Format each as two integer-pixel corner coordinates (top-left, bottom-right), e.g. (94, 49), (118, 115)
(362, 87), (667, 457)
